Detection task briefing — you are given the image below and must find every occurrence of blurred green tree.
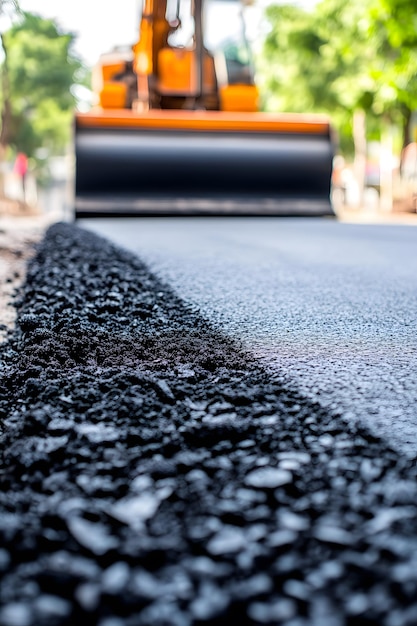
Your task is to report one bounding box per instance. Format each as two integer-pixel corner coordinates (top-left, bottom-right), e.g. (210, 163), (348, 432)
(259, 0), (417, 202)
(260, 0), (417, 144)
(0, 0), (20, 166)
(368, 0), (417, 149)
(259, 0), (379, 152)
(1, 11), (84, 160)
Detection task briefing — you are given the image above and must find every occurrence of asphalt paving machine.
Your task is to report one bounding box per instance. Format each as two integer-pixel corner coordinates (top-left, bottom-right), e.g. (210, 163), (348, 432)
(74, 0), (335, 217)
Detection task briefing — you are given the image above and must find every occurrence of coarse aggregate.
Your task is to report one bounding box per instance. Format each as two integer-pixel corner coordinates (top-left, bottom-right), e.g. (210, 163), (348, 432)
(1, 222), (417, 625)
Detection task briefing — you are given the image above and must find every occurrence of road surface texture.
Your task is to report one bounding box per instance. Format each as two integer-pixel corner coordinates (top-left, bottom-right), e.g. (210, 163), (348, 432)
(1, 222), (417, 625)
(83, 217), (417, 458)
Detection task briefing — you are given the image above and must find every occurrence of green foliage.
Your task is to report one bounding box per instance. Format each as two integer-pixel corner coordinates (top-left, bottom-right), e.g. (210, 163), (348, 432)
(259, 0), (417, 153)
(1, 11), (85, 157)
(369, 0), (417, 117)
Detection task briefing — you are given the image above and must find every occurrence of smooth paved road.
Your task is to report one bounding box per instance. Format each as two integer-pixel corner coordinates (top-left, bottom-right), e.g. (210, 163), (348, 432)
(81, 217), (417, 457)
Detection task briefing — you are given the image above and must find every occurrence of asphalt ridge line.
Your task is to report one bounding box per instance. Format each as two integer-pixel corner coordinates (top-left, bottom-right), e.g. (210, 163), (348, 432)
(1, 222), (417, 625)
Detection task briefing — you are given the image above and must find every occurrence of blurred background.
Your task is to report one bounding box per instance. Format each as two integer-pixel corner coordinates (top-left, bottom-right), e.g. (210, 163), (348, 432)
(0, 0), (416, 221)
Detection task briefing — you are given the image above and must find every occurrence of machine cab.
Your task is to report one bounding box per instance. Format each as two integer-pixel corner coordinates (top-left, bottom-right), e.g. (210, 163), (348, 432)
(97, 0), (259, 112)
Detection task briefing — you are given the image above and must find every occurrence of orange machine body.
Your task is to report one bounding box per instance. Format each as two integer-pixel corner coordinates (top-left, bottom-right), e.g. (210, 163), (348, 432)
(75, 0), (334, 217)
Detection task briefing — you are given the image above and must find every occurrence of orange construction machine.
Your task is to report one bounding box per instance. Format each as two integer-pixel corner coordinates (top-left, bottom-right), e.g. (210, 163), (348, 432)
(75, 0), (334, 217)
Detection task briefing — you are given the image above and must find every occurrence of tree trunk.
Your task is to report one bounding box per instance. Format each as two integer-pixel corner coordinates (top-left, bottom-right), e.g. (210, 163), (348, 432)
(0, 30), (13, 197)
(379, 121), (394, 212)
(401, 106), (412, 153)
(399, 106), (412, 178)
(352, 109), (367, 208)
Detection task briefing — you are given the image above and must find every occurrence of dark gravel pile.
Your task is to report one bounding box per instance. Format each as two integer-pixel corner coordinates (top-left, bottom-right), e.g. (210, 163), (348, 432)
(1, 222), (417, 626)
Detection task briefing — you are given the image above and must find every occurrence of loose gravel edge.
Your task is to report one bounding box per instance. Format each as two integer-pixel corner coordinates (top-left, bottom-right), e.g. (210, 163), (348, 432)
(1, 222), (417, 626)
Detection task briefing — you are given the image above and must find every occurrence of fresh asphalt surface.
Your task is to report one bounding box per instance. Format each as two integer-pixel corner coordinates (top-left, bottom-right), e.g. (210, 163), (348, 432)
(82, 217), (417, 458)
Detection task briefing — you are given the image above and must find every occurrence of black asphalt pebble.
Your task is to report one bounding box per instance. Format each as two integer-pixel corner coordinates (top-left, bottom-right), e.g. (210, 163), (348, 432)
(1, 222), (417, 625)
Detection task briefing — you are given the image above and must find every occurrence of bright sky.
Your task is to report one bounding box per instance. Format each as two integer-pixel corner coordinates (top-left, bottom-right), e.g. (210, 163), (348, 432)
(17, 1), (274, 66)
(19, 0), (141, 64)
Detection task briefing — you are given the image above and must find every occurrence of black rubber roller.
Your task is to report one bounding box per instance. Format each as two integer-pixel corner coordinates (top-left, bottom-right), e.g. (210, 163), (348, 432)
(75, 125), (335, 217)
